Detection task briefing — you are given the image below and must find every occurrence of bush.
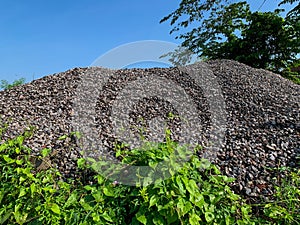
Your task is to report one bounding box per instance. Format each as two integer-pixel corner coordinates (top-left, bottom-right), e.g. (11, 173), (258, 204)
(0, 125), (299, 224)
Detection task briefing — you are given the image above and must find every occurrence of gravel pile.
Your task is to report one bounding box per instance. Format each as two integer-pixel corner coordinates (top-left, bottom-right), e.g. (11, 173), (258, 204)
(0, 59), (299, 202)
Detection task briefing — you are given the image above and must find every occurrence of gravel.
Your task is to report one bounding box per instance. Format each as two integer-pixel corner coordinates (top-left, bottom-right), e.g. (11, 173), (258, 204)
(0, 59), (299, 202)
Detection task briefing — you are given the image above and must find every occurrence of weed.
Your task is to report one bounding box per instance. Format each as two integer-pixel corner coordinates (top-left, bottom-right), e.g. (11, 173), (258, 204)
(0, 78), (26, 90)
(0, 125), (299, 224)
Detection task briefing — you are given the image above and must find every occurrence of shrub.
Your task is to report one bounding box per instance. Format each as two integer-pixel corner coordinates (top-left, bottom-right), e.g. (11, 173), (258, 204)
(0, 125), (299, 224)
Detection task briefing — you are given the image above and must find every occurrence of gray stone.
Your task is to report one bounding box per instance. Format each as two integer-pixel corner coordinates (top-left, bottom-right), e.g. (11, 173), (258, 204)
(0, 59), (298, 203)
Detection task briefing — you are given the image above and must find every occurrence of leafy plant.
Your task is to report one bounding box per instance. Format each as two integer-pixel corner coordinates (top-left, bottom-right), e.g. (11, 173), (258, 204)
(0, 78), (26, 90)
(109, 139), (254, 224)
(253, 166), (300, 224)
(0, 125), (299, 224)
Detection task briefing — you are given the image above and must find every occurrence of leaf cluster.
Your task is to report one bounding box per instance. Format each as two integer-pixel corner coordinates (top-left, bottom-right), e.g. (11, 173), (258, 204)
(0, 125), (299, 224)
(0, 78), (25, 90)
(160, 0), (300, 77)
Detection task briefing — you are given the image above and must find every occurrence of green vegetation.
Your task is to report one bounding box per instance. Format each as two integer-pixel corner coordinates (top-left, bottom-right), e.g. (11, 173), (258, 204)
(0, 78), (26, 90)
(258, 167), (300, 224)
(160, 0), (300, 84)
(0, 125), (299, 224)
(282, 59), (300, 84)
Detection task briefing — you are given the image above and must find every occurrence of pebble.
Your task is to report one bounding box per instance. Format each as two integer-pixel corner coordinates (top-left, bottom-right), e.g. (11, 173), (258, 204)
(269, 155), (276, 161)
(245, 187), (252, 196)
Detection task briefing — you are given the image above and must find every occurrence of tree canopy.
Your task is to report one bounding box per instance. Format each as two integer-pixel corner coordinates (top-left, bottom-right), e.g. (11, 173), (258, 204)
(160, 0), (300, 75)
(280, 0), (300, 20)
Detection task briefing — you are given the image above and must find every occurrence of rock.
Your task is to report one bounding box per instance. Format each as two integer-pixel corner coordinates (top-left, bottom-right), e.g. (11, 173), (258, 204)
(0, 59), (298, 203)
(266, 145), (276, 151)
(245, 187), (252, 196)
(269, 155), (276, 161)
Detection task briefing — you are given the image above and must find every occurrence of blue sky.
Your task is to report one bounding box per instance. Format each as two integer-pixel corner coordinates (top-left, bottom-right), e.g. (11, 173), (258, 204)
(0, 0), (295, 83)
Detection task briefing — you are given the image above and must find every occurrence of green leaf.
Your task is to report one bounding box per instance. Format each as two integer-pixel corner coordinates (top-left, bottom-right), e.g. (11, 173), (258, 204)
(205, 212), (215, 223)
(175, 176), (186, 194)
(15, 159), (23, 165)
(18, 188), (27, 198)
(79, 198), (93, 211)
(101, 211), (114, 222)
(0, 143), (7, 152)
(189, 213), (201, 225)
(166, 210), (178, 224)
(84, 185), (96, 191)
(149, 160), (158, 169)
(3, 155), (14, 163)
(103, 187), (114, 197)
(35, 205), (41, 211)
(177, 198), (192, 216)
(0, 191), (4, 205)
(50, 203), (61, 214)
(65, 192), (78, 208)
(41, 148), (51, 157)
(77, 158), (86, 169)
(19, 176), (26, 183)
(58, 135), (68, 140)
(186, 179), (198, 196)
(223, 176), (235, 183)
(92, 212), (100, 222)
(92, 191), (103, 203)
(96, 175), (105, 185)
(149, 195), (159, 208)
(181, 177), (189, 189)
(115, 149), (122, 158)
(16, 136), (24, 146)
(15, 147), (21, 154)
(225, 215), (232, 225)
(71, 131), (81, 139)
(136, 214), (147, 224)
(194, 194), (205, 208)
(30, 183), (36, 197)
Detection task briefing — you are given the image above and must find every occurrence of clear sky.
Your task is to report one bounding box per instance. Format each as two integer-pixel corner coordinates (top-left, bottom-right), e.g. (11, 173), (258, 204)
(0, 0), (295, 83)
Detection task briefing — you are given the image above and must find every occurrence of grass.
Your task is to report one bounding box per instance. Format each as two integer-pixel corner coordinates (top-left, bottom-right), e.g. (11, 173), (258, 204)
(0, 125), (299, 225)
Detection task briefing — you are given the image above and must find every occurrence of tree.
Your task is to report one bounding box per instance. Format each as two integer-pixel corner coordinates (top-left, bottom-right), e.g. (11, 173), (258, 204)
(160, 1), (249, 58)
(160, 0), (300, 74)
(280, 0), (300, 21)
(212, 10), (300, 73)
(282, 58), (300, 85)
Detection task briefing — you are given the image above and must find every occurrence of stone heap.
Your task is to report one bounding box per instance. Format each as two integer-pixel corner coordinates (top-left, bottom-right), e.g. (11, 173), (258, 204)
(0, 59), (299, 201)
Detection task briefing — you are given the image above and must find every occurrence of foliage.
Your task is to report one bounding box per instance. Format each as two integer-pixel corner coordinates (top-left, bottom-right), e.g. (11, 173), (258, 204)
(220, 10), (299, 73)
(0, 125), (299, 224)
(252, 166), (300, 224)
(0, 78), (26, 90)
(160, 1), (248, 58)
(279, 0), (300, 21)
(281, 59), (300, 84)
(160, 0), (300, 76)
(0, 126), (116, 225)
(263, 168), (300, 224)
